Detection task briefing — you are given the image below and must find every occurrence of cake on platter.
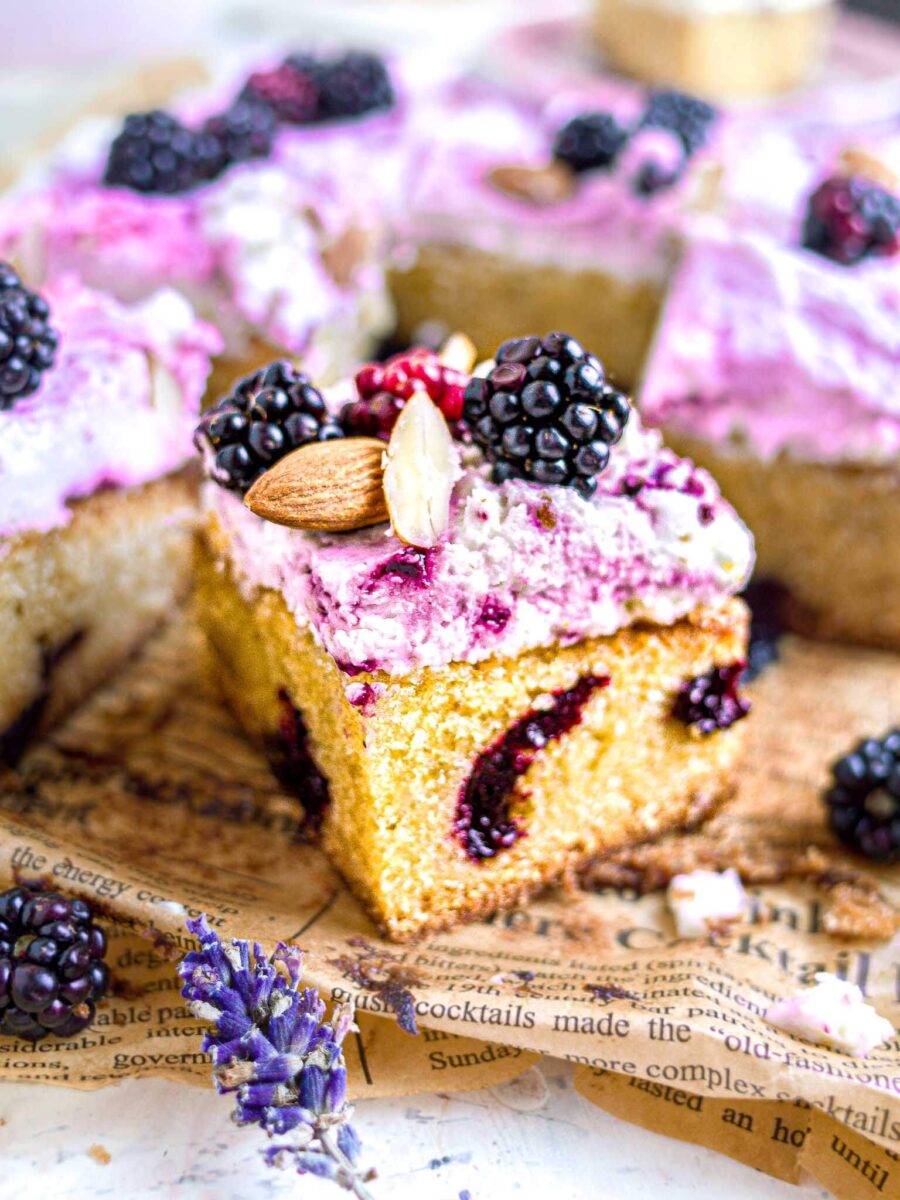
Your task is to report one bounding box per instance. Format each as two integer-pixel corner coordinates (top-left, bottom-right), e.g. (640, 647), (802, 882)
(639, 147), (900, 649)
(194, 331), (754, 939)
(391, 82), (723, 387)
(592, 0), (835, 100)
(0, 50), (409, 397)
(0, 267), (219, 765)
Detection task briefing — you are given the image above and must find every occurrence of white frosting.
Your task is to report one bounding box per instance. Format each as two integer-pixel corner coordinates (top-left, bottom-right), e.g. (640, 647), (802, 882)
(766, 973), (895, 1058)
(667, 868), (748, 937)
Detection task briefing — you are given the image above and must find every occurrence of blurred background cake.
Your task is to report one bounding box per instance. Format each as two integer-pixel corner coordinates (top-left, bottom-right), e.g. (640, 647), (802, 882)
(592, 0), (836, 99)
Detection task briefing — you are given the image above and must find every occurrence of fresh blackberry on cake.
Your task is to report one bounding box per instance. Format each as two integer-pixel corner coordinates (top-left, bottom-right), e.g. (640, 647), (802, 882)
(463, 332), (631, 499)
(0, 886), (109, 1040)
(825, 731), (900, 863)
(202, 99), (277, 171)
(552, 112), (629, 174)
(672, 663), (750, 735)
(0, 264), (59, 408)
(639, 89), (717, 156)
(317, 52), (394, 120)
(196, 360), (344, 493)
(239, 57), (321, 124)
(801, 175), (900, 266)
(104, 109), (201, 194)
(340, 347), (468, 440)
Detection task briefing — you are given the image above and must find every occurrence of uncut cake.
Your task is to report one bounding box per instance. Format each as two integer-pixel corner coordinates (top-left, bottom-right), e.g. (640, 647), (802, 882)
(194, 331), (754, 939)
(391, 84), (721, 387)
(639, 158), (900, 649)
(0, 50), (402, 395)
(0, 267), (219, 765)
(592, 0), (834, 100)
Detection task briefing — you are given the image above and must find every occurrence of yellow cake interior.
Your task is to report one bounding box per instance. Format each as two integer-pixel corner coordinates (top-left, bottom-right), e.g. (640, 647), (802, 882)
(666, 433), (900, 651)
(0, 472), (196, 761)
(389, 244), (665, 389)
(197, 529), (749, 940)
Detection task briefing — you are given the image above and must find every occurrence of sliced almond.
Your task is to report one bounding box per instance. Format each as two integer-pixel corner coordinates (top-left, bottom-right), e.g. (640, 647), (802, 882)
(383, 392), (455, 549)
(244, 438), (388, 533)
(487, 162), (576, 207)
(148, 356), (182, 422)
(839, 146), (899, 192)
(438, 332), (477, 374)
(321, 226), (374, 287)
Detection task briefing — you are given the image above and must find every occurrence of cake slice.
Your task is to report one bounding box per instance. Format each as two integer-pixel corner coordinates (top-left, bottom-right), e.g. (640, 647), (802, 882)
(639, 164), (900, 649)
(0, 267), (220, 764)
(195, 333), (753, 939)
(592, 0), (834, 100)
(390, 85), (722, 387)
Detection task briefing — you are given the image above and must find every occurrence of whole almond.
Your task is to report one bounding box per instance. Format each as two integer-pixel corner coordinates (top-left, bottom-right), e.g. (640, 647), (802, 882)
(244, 438), (388, 532)
(839, 146), (899, 192)
(487, 162), (575, 206)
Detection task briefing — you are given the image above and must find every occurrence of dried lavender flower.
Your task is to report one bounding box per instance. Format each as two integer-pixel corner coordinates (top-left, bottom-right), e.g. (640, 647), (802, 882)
(179, 915), (375, 1197)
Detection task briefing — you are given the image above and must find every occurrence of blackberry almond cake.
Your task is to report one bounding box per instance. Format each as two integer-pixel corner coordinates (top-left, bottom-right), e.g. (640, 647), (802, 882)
(194, 332), (754, 939)
(391, 85), (722, 387)
(639, 157), (900, 649)
(0, 267), (219, 765)
(592, 0), (834, 100)
(0, 51), (401, 398)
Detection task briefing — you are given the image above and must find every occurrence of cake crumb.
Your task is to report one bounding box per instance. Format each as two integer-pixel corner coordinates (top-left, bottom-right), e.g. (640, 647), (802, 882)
(667, 868), (748, 938)
(87, 1144), (111, 1165)
(817, 872), (900, 941)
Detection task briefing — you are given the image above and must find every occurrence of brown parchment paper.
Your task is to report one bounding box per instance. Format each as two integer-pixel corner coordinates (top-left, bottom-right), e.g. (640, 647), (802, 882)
(0, 609), (898, 1200)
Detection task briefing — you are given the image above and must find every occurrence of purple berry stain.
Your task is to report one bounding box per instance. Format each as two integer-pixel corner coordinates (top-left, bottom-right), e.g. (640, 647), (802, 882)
(454, 673), (609, 862)
(672, 662), (750, 736)
(369, 546), (432, 588)
(477, 597), (511, 633)
(274, 689), (330, 831)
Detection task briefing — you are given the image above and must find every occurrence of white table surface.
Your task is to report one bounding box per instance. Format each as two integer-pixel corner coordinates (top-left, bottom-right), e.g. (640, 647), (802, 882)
(0, 4), (859, 1196)
(0, 1060), (828, 1199)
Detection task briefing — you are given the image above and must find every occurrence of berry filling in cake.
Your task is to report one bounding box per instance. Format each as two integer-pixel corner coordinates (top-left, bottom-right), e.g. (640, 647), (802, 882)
(455, 672), (610, 861)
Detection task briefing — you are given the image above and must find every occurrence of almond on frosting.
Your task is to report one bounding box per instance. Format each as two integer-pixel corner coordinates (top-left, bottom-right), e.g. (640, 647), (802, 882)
(383, 391), (456, 549)
(766, 972), (895, 1057)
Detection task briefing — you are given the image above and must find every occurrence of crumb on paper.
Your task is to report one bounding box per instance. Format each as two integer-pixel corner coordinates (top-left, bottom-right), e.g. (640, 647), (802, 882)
(766, 972), (895, 1057)
(667, 867), (748, 938)
(817, 873), (900, 941)
(87, 1144), (111, 1165)
(155, 899), (187, 916)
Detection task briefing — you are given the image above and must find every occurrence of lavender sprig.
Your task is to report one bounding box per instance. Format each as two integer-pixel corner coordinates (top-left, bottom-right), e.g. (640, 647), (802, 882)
(179, 915), (375, 1198)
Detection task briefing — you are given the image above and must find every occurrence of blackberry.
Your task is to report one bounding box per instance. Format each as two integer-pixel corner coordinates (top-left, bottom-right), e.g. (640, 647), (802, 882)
(202, 99), (277, 171)
(552, 111), (629, 174)
(741, 578), (788, 683)
(239, 59), (321, 125)
(825, 730), (900, 863)
(672, 663), (750, 736)
(340, 348), (468, 441)
(462, 332), (631, 499)
(104, 109), (201, 195)
(317, 53), (394, 120)
(0, 886), (108, 1041)
(195, 360), (343, 493)
(802, 175), (900, 266)
(639, 89), (717, 156)
(0, 264), (59, 409)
